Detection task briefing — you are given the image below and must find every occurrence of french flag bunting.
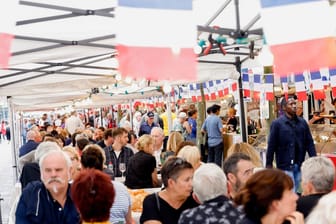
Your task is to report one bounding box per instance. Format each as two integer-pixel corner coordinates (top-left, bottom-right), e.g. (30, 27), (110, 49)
(202, 83), (210, 101)
(329, 68), (336, 98)
(208, 80), (217, 100)
(294, 73), (307, 101)
(223, 80), (229, 96)
(253, 74), (261, 99)
(116, 0), (197, 81)
(242, 69), (250, 97)
(264, 74), (274, 100)
(260, 0), (336, 76)
(189, 84), (197, 102)
(216, 80), (224, 97)
(196, 83), (202, 101)
(180, 86), (188, 100)
(280, 76), (289, 99)
(319, 67), (330, 90)
(231, 82), (237, 92)
(310, 71), (326, 100)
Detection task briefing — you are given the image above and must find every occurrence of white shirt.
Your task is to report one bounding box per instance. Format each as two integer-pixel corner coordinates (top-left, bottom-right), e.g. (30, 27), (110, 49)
(65, 115), (84, 135)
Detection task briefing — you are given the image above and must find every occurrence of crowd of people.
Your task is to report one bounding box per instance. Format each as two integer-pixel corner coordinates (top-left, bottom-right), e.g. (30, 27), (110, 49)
(11, 97), (336, 224)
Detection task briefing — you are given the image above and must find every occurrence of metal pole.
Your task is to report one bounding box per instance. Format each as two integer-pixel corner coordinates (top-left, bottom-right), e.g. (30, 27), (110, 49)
(235, 57), (247, 142)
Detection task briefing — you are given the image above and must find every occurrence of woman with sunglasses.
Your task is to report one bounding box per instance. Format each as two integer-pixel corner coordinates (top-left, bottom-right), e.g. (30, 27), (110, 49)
(140, 157), (198, 224)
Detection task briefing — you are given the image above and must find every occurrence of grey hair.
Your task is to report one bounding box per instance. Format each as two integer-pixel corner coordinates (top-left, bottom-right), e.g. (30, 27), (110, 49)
(301, 156), (335, 193)
(193, 163), (227, 203)
(34, 141), (61, 162)
(306, 191), (336, 224)
(150, 127), (164, 136)
(39, 149), (72, 170)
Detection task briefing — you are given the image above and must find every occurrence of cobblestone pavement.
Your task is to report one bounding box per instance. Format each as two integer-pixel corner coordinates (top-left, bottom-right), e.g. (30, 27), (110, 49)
(0, 140), (16, 224)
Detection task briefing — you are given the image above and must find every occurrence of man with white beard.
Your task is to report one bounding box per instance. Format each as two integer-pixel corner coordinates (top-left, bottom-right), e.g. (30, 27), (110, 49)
(16, 150), (80, 224)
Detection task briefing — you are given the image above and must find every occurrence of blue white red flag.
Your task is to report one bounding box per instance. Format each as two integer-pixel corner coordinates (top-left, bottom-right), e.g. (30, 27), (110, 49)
(242, 68), (250, 97)
(329, 68), (336, 98)
(189, 83), (197, 102)
(264, 74), (274, 100)
(310, 71), (326, 100)
(116, 0), (197, 81)
(260, 0), (336, 76)
(253, 73), (261, 99)
(294, 73), (307, 100)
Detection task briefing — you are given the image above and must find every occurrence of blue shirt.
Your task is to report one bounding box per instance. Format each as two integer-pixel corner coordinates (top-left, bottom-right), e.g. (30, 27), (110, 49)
(16, 181), (80, 224)
(139, 121), (159, 136)
(187, 117), (197, 140)
(201, 114), (223, 147)
(19, 140), (39, 157)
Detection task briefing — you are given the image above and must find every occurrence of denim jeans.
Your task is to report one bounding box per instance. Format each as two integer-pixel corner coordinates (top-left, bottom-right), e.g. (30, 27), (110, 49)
(207, 142), (224, 167)
(284, 164), (301, 193)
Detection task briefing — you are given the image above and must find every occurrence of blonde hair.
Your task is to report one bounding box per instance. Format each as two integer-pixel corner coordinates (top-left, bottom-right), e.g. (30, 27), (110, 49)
(228, 108), (236, 116)
(166, 131), (184, 153)
(227, 142), (262, 167)
(62, 146), (80, 161)
(135, 134), (153, 153)
(177, 145), (201, 169)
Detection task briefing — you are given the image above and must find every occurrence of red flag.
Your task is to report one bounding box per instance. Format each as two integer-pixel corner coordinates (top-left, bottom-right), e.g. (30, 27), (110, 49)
(231, 82), (237, 92)
(260, 0), (336, 76)
(116, 0), (196, 81)
(0, 33), (14, 69)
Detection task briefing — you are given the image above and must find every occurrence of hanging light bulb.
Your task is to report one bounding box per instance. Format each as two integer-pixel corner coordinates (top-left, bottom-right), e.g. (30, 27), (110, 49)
(125, 76), (132, 84)
(226, 37), (235, 45)
(193, 44), (203, 54)
(115, 73), (122, 81)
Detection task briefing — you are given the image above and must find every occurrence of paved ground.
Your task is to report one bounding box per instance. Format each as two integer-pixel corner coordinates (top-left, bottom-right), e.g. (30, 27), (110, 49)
(0, 140), (16, 224)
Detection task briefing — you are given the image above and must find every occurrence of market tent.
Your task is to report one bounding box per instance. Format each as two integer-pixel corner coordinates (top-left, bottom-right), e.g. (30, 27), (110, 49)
(0, 0), (263, 111)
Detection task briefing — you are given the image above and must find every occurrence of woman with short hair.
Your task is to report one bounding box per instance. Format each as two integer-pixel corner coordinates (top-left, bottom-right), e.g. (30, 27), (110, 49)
(235, 169), (304, 224)
(140, 157), (198, 224)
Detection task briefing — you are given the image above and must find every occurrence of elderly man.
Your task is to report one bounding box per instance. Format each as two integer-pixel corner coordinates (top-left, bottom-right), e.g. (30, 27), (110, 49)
(150, 127), (165, 169)
(138, 111), (159, 137)
(223, 153), (255, 199)
(178, 163), (243, 224)
(16, 150), (80, 223)
(297, 156), (335, 218)
(19, 130), (41, 157)
(20, 141), (62, 190)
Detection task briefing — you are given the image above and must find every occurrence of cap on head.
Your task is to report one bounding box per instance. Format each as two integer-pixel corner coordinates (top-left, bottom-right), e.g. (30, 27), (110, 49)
(178, 112), (187, 119)
(147, 111), (154, 118)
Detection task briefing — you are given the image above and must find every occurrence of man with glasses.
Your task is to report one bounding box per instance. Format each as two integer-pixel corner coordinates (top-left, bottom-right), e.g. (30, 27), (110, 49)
(223, 153), (255, 199)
